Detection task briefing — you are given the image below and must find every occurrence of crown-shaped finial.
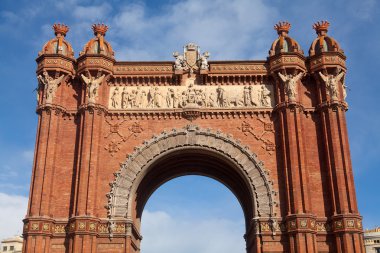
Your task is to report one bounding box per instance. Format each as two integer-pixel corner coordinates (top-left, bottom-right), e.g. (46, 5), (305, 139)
(274, 21), (291, 35)
(53, 23), (69, 37)
(313, 20), (330, 36)
(92, 23), (108, 36)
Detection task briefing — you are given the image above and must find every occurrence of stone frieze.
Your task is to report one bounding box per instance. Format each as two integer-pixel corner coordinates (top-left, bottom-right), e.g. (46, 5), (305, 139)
(108, 83), (274, 110)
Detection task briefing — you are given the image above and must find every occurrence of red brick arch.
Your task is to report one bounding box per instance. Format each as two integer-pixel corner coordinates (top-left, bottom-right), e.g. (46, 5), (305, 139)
(107, 125), (277, 232)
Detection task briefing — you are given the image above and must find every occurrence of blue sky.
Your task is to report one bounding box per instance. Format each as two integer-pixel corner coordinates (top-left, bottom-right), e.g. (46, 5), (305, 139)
(0, 0), (379, 251)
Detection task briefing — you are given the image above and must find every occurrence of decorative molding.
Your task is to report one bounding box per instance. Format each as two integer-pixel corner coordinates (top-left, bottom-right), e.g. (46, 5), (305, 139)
(104, 120), (144, 156)
(238, 119), (276, 155)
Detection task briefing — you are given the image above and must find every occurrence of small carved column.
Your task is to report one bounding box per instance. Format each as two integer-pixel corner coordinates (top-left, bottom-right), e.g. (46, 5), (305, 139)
(268, 20), (317, 251)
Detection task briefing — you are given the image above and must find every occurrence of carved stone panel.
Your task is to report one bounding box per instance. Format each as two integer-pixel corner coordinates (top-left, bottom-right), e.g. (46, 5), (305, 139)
(108, 84), (274, 110)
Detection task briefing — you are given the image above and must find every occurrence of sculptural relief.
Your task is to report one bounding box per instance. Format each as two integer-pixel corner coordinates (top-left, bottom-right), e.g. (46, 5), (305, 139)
(81, 72), (106, 103)
(278, 72), (304, 101)
(319, 70), (345, 100)
(108, 84), (274, 110)
(37, 71), (65, 104)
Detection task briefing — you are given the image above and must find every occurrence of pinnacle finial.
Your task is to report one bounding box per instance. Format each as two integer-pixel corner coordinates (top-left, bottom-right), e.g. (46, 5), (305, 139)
(313, 20), (330, 36)
(52, 23), (69, 37)
(274, 21), (291, 35)
(92, 23), (108, 36)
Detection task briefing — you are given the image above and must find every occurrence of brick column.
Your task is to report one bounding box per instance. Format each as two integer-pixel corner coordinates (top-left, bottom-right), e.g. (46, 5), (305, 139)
(315, 73), (364, 253)
(274, 76), (318, 253)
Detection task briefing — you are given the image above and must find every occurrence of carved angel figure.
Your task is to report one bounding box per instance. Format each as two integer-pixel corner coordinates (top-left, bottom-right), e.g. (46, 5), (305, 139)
(81, 73), (105, 103)
(37, 71), (65, 104)
(278, 72), (304, 101)
(319, 70), (345, 100)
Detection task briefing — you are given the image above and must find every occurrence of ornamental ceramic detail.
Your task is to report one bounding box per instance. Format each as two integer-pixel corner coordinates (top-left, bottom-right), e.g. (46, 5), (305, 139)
(108, 83), (274, 110)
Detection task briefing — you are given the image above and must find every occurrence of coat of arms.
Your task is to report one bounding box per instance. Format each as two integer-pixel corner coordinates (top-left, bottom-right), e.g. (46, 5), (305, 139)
(173, 43), (210, 73)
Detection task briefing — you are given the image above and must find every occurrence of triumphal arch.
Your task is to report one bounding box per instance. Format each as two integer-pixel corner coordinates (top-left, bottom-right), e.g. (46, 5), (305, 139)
(23, 21), (364, 253)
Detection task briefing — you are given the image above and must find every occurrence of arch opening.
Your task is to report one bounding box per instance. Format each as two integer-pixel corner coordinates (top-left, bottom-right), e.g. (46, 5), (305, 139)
(140, 175), (246, 253)
(134, 148), (255, 230)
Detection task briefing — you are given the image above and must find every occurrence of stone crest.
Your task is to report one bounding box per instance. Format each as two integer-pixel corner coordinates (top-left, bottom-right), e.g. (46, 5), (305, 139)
(173, 43), (210, 72)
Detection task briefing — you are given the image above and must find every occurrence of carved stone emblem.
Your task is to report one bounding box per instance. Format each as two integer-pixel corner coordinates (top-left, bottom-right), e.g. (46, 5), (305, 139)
(173, 43), (210, 72)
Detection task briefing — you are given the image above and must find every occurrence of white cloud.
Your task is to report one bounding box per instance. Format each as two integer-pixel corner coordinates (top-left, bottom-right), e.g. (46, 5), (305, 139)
(0, 192), (28, 240)
(72, 3), (113, 21)
(141, 210), (245, 253)
(108, 0), (278, 60)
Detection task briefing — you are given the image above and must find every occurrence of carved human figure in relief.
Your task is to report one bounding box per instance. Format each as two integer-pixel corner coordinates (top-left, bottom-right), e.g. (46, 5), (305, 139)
(166, 88), (176, 108)
(278, 72), (304, 101)
(243, 86), (252, 106)
(260, 85), (271, 107)
(37, 71), (65, 104)
(148, 87), (163, 108)
(121, 88), (129, 109)
(216, 85), (227, 107)
(81, 72), (105, 103)
(206, 92), (217, 107)
(319, 70), (345, 100)
(110, 87), (120, 108)
(128, 89), (137, 108)
(135, 87), (146, 108)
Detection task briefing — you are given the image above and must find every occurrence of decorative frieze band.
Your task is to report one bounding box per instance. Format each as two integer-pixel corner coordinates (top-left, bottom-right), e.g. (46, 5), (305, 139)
(108, 83), (274, 110)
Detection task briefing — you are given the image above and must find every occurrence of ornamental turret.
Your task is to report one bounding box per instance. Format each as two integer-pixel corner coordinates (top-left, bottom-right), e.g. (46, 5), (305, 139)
(268, 21), (306, 105)
(77, 24), (114, 106)
(309, 21), (343, 56)
(79, 23), (114, 58)
(308, 21), (347, 104)
(36, 23), (75, 106)
(39, 23), (74, 58)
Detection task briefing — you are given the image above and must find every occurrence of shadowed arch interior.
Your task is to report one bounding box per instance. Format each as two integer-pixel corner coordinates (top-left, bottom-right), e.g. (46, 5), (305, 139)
(134, 148), (255, 229)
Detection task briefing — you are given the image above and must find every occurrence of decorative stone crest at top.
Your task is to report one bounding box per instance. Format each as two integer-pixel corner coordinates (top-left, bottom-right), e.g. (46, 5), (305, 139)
(53, 23), (69, 37)
(173, 43), (210, 73)
(81, 72), (106, 103)
(274, 21), (291, 35)
(37, 71), (65, 104)
(313, 20), (330, 36)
